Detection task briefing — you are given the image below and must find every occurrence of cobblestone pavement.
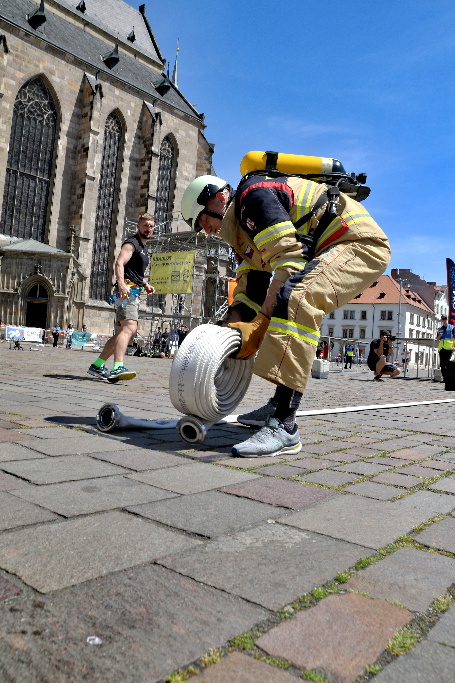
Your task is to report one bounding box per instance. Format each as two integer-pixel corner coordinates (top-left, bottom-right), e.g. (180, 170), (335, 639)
(0, 344), (454, 682)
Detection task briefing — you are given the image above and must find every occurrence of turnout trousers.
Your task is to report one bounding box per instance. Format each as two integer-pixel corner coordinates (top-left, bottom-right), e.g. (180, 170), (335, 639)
(253, 236), (391, 393)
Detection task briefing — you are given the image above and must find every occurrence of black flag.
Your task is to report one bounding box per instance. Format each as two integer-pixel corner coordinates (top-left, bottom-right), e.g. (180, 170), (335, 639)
(446, 258), (455, 326)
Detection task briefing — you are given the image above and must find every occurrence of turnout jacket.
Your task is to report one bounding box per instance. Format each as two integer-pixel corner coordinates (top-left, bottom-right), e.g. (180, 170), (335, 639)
(220, 174), (389, 319)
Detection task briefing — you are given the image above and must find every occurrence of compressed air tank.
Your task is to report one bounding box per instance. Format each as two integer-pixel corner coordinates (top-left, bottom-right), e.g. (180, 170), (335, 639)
(240, 151), (346, 177)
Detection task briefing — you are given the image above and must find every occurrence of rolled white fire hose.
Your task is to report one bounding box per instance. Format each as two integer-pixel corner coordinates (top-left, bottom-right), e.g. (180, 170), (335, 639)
(169, 324), (254, 443)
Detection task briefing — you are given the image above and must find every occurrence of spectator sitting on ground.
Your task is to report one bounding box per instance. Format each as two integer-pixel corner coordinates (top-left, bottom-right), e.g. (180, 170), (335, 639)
(367, 331), (401, 381)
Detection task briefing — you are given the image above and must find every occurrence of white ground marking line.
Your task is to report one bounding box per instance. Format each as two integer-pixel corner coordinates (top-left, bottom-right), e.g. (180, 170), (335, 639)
(227, 398), (455, 422)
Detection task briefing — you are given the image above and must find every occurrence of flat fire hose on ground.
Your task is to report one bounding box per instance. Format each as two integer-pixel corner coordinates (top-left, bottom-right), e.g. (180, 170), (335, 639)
(96, 325), (254, 444)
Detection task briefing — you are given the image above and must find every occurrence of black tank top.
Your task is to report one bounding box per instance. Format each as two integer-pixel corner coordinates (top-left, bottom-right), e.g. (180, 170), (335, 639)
(122, 234), (149, 286)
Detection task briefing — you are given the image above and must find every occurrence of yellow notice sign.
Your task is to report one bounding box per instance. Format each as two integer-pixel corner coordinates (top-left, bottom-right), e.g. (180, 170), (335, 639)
(150, 251), (195, 294)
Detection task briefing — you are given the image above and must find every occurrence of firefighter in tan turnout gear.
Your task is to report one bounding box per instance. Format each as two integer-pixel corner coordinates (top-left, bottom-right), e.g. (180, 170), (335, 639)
(181, 152), (391, 457)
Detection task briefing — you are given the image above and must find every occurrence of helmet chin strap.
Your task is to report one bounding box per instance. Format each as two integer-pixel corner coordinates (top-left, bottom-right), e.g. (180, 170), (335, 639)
(202, 209), (225, 220)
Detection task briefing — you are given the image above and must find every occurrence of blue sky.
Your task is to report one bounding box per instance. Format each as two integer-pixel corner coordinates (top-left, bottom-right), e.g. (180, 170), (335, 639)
(147, 0), (455, 286)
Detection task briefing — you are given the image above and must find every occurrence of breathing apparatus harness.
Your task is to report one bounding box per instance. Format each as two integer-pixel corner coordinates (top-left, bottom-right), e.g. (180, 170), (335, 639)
(237, 151), (371, 261)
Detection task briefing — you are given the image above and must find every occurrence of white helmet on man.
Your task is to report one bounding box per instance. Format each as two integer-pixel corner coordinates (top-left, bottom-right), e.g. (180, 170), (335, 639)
(181, 175), (229, 231)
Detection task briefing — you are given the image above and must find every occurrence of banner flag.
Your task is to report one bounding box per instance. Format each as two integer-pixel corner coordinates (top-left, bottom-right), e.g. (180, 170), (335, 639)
(447, 258), (455, 325)
(150, 251), (195, 294)
(72, 332), (93, 346)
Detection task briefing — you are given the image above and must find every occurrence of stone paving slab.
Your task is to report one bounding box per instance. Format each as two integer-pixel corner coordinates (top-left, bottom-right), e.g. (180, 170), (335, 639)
(127, 490), (289, 538)
(374, 640), (455, 682)
(24, 435), (139, 456)
(344, 481), (404, 500)
(299, 470), (360, 487)
(387, 447), (442, 461)
(371, 456), (409, 466)
(256, 593), (411, 683)
(280, 495), (444, 549)
(253, 464), (311, 478)
(0, 492), (58, 531)
(398, 464), (444, 477)
(0, 471), (30, 491)
(333, 461), (388, 476)
(0, 564), (268, 683)
(11, 475), (179, 516)
(284, 456), (340, 470)
(0, 511), (201, 592)
(319, 451), (360, 462)
(337, 446), (379, 457)
(0, 455), (127, 484)
(158, 523), (367, 610)
(192, 651), (297, 681)
(395, 490), (455, 515)
(345, 547), (455, 611)
(372, 472), (422, 489)
(421, 459), (455, 471)
(221, 477), (338, 509)
(429, 476), (455, 494)
(15, 426), (97, 439)
(129, 462), (259, 494)
(414, 516), (455, 553)
(90, 449), (189, 471)
(0, 443), (48, 462)
(0, 429), (36, 443)
(427, 605), (455, 646)
(0, 576), (22, 601)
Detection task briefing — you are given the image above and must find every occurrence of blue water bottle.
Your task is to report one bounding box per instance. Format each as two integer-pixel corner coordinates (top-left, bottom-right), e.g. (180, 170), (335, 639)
(109, 286), (141, 308)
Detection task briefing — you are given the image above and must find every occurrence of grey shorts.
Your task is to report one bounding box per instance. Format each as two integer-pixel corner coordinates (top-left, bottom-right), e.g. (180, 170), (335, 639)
(115, 295), (140, 325)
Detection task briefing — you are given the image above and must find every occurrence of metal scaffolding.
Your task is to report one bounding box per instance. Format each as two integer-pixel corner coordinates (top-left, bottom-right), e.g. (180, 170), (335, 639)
(129, 225), (236, 334)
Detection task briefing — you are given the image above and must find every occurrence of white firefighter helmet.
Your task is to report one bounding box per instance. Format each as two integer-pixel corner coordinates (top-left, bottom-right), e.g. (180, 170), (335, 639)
(181, 175), (229, 231)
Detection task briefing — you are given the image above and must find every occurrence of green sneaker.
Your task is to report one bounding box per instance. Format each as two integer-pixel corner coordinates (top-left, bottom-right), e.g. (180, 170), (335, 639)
(87, 363), (110, 380)
(237, 400), (276, 427)
(231, 417), (302, 458)
(108, 366), (136, 382)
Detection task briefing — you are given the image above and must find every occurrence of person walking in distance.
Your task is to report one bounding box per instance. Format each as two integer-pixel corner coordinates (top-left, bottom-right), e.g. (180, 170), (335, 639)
(436, 315), (455, 383)
(87, 214), (155, 381)
(344, 343), (355, 369)
(367, 331), (400, 381)
(181, 170), (391, 457)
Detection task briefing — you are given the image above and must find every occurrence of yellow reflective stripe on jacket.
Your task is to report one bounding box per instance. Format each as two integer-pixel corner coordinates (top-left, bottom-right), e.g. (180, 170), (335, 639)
(315, 211), (376, 249)
(235, 260), (251, 275)
(254, 221), (295, 249)
(295, 180), (318, 229)
(233, 293), (261, 313)
(269, 317), (320, 345)
(438, 339), (455, 350)
(270, 257), (308, 271)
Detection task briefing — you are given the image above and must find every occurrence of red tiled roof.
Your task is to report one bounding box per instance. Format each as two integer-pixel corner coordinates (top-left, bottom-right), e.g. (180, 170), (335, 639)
(348, 275), (433, 313)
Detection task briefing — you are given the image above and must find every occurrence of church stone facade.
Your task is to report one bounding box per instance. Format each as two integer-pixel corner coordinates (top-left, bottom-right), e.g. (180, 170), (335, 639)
(0, 0), (213, 334)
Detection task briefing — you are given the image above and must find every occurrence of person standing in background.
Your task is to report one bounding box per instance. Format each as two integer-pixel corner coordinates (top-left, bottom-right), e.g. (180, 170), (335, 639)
(436, 315), (455, 383)
(52, 324), (61, 348)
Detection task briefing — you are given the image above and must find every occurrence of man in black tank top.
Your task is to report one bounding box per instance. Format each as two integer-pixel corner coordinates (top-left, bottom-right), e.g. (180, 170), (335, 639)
(87, 214), (155, 382)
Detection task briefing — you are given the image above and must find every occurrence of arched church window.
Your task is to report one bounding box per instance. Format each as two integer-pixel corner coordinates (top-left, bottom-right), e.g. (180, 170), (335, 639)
(89, 111), (123, 301)
(0, 77), (57, 241)
(154, 136), (176, 235)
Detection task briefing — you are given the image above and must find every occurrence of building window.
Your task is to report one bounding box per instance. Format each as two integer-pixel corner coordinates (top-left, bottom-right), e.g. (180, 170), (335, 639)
(380, 310), (393, 321)
(416, 315), (421, 326)
(329, 312), (335, 319)
(359, 328), (366, 339)
(154, 136), (176, 235)
(328, 327), (334, 337)
(409, 329), (414, 338)
(387, 311), (393, 320)
(90, 111), (123, 301)
(410, 313), (414, 324)
(342, 328), (354, 339)
(360, 310), (367, 320)
(343, 310), (355, 320)
(0, 77), (57, 241)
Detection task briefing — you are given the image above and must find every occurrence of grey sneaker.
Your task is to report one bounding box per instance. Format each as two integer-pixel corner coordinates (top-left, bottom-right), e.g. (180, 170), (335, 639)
(237, 400), (276, 427)
(231, 417), (302, 458)
(87, 363), (110, 380)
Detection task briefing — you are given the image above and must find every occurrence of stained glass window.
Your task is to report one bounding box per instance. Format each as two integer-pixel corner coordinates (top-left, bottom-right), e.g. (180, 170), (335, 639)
(0, 78), (57, 241)
(89, 111), (123, 300)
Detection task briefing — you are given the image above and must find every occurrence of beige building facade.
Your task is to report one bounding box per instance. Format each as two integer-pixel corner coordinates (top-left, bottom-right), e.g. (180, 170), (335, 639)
(0, 0), (213, 334)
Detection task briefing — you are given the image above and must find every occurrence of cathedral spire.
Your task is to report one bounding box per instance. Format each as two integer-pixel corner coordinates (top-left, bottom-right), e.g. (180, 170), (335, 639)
(172, 40), (179, 88)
